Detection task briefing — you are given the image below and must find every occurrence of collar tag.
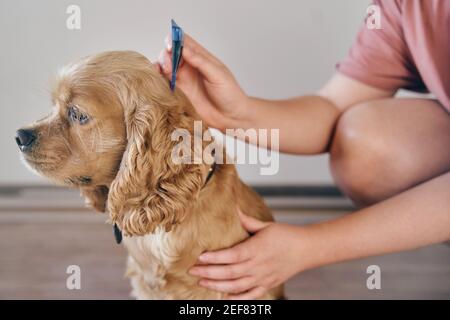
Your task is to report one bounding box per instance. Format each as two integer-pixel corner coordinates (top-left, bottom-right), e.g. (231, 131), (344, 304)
(113, 223), (122, 244)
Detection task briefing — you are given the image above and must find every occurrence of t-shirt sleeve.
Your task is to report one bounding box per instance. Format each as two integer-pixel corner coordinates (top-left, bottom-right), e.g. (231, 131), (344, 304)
(336, 0), (426, 92)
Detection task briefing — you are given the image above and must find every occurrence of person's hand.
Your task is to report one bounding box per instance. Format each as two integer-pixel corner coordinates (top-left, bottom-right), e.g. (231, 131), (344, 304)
(188, 209), (306, 299)
(157, 33), (252, 131)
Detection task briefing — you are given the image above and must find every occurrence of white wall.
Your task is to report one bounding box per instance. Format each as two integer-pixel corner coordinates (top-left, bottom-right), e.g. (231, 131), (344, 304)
(0, 0), (369, 185)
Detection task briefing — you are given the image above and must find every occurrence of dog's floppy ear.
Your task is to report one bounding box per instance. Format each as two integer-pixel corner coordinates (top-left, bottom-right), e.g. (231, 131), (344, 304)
(107, 84), (205, 236)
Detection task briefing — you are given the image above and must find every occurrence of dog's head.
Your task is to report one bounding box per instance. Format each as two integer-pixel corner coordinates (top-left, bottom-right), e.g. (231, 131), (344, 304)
(16, 51), (210, 236)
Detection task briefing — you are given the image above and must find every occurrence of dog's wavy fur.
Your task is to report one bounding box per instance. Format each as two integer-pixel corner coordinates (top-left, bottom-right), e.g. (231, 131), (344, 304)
(18, 51), (284, 299)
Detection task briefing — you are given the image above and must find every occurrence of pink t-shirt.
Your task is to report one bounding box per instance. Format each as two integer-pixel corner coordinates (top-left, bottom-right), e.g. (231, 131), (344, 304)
(337, 0), (450, 112)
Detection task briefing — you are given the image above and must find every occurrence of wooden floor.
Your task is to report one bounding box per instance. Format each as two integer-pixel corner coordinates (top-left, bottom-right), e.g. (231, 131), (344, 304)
(0, 188), (449, 299)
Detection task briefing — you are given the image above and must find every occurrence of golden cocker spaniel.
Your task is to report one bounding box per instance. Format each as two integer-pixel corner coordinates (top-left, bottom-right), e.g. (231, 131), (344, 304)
(16, 51), (284, 299)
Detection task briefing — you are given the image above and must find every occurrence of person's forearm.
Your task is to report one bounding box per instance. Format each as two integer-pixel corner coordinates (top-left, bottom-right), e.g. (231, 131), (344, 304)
(298, 171), (450, 271)
(235, 95), (341, 154)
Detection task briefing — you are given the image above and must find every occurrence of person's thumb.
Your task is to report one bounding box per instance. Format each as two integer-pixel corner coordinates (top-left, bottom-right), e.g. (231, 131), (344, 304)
(237, 207), (270, 234)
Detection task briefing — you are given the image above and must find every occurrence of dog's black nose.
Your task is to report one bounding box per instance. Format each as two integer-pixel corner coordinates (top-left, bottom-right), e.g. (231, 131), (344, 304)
(15, 129), (37, 151)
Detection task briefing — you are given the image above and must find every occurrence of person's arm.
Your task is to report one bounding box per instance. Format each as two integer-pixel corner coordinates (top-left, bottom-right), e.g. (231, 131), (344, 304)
(189, 171), (450, 299)
(301, 171), (450, 269)
(242, 71), (394, 153)
(158, 35), (394, 154)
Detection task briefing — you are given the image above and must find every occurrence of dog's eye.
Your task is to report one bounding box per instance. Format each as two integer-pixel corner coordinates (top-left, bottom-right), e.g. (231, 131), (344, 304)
(68, 105), (89, 125)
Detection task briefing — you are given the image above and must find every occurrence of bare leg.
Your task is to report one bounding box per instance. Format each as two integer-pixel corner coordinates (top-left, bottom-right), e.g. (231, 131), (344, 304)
(330, 98), (450, 207)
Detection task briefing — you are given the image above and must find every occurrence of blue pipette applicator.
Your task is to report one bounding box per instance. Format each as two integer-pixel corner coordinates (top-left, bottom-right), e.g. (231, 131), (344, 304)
(170, 19), (184, 91)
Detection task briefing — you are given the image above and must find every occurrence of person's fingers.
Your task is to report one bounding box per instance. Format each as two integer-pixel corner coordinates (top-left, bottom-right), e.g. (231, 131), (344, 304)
(164, 34), (172, 52)
(198, 242), (251, 264)
(158, 49), (173, 79)
(189, 261), (250, 280)
(183, 34), (222, 65)
(227, 286), (267, 300)
(156, 49), (165, 71)
(153, 60), (163, 74)
(182, 45), (224, 84)
(198, 277), (254, 294)
(237, 208), (271, 234)
(159, 32), (224, 85)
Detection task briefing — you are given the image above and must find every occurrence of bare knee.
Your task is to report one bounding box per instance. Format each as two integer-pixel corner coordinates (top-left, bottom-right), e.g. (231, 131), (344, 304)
(330, 101), (396, 207)
(330, 98), (450, 206)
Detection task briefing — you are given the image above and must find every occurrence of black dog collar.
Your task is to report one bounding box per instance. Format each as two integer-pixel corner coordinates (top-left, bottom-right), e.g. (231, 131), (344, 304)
(202, 162), (217, 189)
(113, 223), (122, 244)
